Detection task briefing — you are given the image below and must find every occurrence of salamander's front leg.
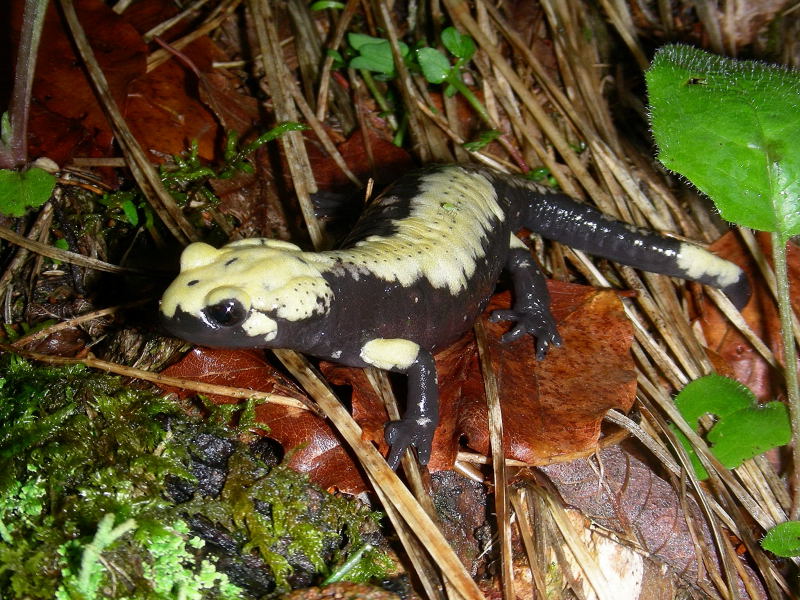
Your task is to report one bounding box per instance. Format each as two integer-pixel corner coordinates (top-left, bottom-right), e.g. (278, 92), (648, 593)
(360, 339), (439, 468)
(490, 243), (562, 360)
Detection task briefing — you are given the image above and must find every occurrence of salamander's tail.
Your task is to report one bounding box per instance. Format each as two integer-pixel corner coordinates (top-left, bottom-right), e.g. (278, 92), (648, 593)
(513, 189), (751, 309)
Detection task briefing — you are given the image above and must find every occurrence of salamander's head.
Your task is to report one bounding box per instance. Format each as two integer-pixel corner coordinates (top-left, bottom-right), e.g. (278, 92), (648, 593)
(160, 239), (333, 348)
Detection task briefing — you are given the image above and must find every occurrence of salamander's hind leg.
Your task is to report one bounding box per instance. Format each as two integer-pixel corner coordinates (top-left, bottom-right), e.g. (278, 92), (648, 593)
(490, 239), (562, 360)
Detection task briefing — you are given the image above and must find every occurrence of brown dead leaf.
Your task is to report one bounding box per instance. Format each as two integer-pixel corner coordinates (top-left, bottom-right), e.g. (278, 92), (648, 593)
(20, 0), (147, 163)
(540, 445), (766, 599)
(458, 285), (636, 466)
(124, 55), (219, 162)
(700, 232), (800, 401)
(308, 127), (415, 191)
(19, 0), (245, 166)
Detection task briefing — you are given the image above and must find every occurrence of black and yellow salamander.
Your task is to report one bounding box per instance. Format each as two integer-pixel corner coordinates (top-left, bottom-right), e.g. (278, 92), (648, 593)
(160, 164), (750, 468)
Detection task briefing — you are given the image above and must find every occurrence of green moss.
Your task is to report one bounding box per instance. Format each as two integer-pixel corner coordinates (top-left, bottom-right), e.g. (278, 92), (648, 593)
(184, 450), (390, 595)
(0, 355), (391, 598)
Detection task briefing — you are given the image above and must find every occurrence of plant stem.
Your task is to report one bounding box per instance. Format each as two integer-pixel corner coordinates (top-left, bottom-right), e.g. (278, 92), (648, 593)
(446, 74), (491, 126)
(0, 0), (49, 169)
(772, 231), (800, 518)
(359, 70), (397, 130)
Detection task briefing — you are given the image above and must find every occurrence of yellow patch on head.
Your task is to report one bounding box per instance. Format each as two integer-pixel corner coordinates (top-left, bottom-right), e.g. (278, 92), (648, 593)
(180, 242), (221, 270)
(160, 243), (334, 327)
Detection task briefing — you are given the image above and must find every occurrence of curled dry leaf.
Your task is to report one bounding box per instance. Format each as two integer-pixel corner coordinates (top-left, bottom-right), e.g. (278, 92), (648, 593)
(540, 445), (766, 599)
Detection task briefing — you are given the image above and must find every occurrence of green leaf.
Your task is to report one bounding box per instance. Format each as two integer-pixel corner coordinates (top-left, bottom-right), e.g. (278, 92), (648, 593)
(416, 47), (451, 84)
(1, 112), (11, 147)
(672, 374), (791, 479)
(462, 129), (501, 152)
(0, 167), (56, 217)
(309, 0), (345, 9)
(348, 35), (408, 76)
(50, 238), (69, 265)
(761, 521), (800, 557)
(120, 200), (139, 226)
(326, 48), (345, 70)
(347, 33), (383, 51)
(646, 44), (800, 235)
(441, 27), (475, 61)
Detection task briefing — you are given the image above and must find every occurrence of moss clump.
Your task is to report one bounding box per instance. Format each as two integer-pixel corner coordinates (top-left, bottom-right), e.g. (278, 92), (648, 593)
(0, 355), (390, 598)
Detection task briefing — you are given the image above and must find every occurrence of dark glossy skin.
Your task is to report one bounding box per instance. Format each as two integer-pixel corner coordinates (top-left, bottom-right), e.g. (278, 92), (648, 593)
(160, 165), (750, 468)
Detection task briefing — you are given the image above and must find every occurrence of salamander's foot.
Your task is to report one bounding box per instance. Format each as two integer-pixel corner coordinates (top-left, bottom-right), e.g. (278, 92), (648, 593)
(490, 307), (562, 360)
(384, 418), (435, 469)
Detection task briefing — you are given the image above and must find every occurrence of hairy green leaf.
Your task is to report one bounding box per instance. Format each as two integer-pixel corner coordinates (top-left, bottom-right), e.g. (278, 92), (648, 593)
(762, 521), (800, 557)
(647, 45), (800, 235)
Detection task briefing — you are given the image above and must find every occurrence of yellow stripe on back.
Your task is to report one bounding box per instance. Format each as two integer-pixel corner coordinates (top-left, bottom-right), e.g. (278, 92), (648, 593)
(316, 168), (504, 294)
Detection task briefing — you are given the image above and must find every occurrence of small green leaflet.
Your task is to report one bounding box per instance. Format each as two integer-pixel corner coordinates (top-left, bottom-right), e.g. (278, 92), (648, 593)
(761, 521), (800, 557)
(0, 167), (56, 217)
(672, 374), (791, 480)
(646, 45), (800, 235)
(463, 130), (501, 152)
(348, 33), (409, 76)
(309, 0), (345, 9)
(441, 27), (475, 61)
(416, 47), (451, 84)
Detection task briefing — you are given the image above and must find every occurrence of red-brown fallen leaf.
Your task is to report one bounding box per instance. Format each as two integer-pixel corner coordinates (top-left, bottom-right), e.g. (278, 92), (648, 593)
(17, 0), (238, 166)
(17, 0), (147, 163)
(160, 347), (366, 493)
(324, 281), (636, 471)
(700, 232), (800, 401)
(540, 445), (766, 599)
(308, 127), (415, 191)
(451, 284), (636, 468)
(161, 347), (305, 404)
(123, 55), (219, 162)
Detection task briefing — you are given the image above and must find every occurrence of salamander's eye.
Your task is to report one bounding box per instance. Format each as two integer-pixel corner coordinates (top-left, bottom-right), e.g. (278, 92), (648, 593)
(205, 298), (247, 327)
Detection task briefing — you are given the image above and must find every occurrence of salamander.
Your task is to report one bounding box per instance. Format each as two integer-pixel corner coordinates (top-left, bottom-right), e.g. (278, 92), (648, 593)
(160, 164), (750, 468)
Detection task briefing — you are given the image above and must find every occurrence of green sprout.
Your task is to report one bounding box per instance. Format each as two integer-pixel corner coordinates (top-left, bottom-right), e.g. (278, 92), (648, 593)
(415, 27), (490, 126)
